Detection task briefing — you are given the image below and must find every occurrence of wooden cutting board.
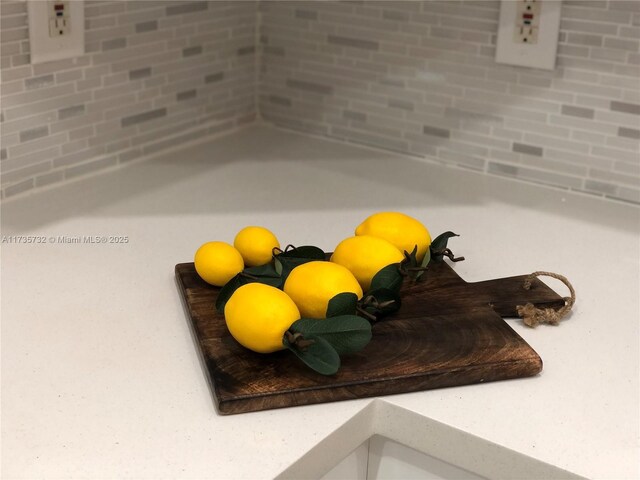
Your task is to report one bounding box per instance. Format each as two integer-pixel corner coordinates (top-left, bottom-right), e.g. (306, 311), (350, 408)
(175, 261), (564, 415)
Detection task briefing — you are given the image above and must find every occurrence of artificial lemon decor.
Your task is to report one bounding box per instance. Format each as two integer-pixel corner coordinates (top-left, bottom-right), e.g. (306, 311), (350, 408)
(284, 261), (363, 319)
(234, 226), (280, 267)
(224, 283), (300, 353)
(192, 215), (463, 376)
(356, 212), (431, 262)
(194, 241), (244, 287)
(331, 235), (405, 291)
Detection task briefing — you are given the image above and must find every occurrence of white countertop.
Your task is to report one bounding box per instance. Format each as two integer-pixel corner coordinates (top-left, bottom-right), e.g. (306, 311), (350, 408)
(2, 125), (639, 479)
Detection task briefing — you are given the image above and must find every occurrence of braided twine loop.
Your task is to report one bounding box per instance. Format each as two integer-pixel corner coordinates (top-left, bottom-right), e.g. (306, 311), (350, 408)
(516, 271), (576, 328)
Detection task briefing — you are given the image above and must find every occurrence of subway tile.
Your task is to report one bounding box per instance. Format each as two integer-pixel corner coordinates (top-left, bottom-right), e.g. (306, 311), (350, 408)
(1, 161), (51, 186)
(2, 0), (638, 204)
(182, 46), (203, 57)
(388, 99), (414, 111)
(615, 161), (640, 176)
(603, 37), (640, 51)
(102, 37), (127, 51)
(135, 20), (158, 33)
(65, 155), (118, 179)
(19, 126), (49, 143)
(567, 32), (602, 47)
(439, 150), (486, 171)
(331, 126), (409, 154)
(177, 89), (197, 101)
(618, 127), (640, 139)
(35, 170), (64, 187)
(561, 104), (594, 119)
(513, 142), (543, 156)
(237, 46), (255, 56)
(9, 133), (67, 159)
(166, 2), (208, 16)
(562, 5), (630, 23)
(609, 1), (640, 13)
(615, 187), (640, 204)
(423, 125), (450, 138)
(606, 136), (640, 153)
(4, 178), (34, 198)
(488, 161), (519, 176)
(286, 79), (333, 95)
(205, 72), (225, 83)
(560, 19), (618, 35)
(264, 45), (285, 56)
(592, 146), (639, 165)
(121, 108), (167, 127)
(327, 35), (379, 51)
(619, 26), (640, 40)
(2, 146), (60, 172)
(383, 10), (409, 22)
(611, 101), (640, 115)
(58, 104), (86, 120)
(25, 74), (54, 90)
(584, 180), (619, 196)
(52, 146), (106, 169)
(0, 2), (26, 16)
(1, 84), (75, 109)
(56, 69), (83, 84)
(590, 168), (640, 187)
(519, 168), (583, 190)
(343, 110), (366, 122)
(269, 95), (292, 107)
(129, 67), (152, 80)
(295, 9), (318, 21)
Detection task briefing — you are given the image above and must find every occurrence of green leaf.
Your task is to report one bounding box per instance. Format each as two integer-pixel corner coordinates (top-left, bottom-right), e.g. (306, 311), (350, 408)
(430, 231), (458, 252)
(274, 257), (283, 276)
(430, 231), (459, 262)
(370, 263), (403, 294)
(289, 316), (372, 355)
(273, 245), (326, 284)
(360, 288), (401, 319)
(284, 334), (340, 375)
(415, 247), (431, 281)
(326, 292), (358, 317)
(278, 245), (326, 260)
(242, 262), (284, 288)
(215, 274), (247, 313)
(243, 263), (280, 278)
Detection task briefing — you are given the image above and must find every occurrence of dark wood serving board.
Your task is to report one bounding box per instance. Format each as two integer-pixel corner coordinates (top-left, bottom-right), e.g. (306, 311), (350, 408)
(175, 261), (564, 415)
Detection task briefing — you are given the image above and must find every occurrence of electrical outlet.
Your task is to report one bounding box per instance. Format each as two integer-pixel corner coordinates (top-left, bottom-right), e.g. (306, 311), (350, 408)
(495, 0), (561, 70)
(49, 1), (71, 37)
(514, 0), (540, 44)
(28, 0), (83, 64)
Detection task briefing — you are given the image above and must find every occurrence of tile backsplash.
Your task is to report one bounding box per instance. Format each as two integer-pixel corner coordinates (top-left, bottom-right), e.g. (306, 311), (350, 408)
(1, 0), (257, 199)
(1, 0), (639, 204)
(260, 0), (640, 204)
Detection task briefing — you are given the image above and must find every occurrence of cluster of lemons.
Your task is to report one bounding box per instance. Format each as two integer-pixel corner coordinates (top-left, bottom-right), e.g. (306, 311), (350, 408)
(194, 212), (431, 354)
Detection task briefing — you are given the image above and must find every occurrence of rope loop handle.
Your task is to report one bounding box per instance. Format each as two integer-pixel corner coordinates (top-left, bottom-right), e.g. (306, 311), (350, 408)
(516, 271), (576, 328)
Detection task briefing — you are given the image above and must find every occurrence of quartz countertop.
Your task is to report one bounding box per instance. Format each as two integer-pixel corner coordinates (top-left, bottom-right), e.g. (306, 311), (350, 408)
(2, 125), (638, 479)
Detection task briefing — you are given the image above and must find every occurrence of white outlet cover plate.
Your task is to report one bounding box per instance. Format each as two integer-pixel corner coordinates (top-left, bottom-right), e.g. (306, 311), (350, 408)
(495, 0), (562, 71)
(28, 1), (84, 64)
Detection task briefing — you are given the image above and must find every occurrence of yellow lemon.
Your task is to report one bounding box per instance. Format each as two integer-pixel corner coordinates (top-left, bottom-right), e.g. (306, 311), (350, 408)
(234, 226), (280, 267)
(330, 235), (404, 291)
(224, 283), (301, 353)
(355, 212), (431, 262)
(194, 241), (244, 287)
(283, 261), (363, 319)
